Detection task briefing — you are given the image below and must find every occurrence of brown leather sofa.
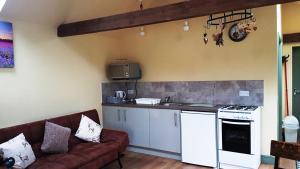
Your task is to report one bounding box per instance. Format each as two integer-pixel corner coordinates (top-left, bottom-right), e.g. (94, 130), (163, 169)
(0, 110), (129, 169)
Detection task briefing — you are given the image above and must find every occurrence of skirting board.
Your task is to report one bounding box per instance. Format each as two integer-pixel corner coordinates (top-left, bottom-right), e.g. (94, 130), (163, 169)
(127, 146), (181, 160)
(261, 155), (275, 164)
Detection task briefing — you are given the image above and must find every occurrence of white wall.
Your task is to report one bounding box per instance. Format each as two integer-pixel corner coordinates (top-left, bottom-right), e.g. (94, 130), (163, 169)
(0, 20), (120, 127)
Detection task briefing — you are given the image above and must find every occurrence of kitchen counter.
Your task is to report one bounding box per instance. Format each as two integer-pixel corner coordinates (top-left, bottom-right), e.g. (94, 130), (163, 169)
(102, 103), (220, 112)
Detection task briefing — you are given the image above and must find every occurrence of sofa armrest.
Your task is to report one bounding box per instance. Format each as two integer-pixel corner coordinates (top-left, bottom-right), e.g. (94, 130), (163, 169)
(101, 129), (129, 153)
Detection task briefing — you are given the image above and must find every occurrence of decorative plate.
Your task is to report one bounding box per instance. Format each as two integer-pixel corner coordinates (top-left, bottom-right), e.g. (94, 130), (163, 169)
(228, 23), (247, 42)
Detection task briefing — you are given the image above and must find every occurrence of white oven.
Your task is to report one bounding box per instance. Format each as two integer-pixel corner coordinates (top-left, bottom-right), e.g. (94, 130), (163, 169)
(218, 106), (261, 169)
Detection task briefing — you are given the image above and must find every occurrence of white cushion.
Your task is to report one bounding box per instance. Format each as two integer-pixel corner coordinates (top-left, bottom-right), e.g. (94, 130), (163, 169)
(75, 115), (103, 143)
(0, 133), (36, 169)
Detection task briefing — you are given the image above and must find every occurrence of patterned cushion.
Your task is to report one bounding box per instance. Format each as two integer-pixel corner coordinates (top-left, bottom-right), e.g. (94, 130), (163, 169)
(75, 115), (103, 143)
(41, 122), (71, 154)
(0, 133), (36, 168)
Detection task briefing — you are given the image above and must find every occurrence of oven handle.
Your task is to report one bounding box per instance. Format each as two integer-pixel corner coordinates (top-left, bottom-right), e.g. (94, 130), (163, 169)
(222, 120), (251, 126)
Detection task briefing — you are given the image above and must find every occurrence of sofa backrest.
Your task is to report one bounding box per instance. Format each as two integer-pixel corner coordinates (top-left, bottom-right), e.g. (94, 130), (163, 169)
(0, 109), (100, 157)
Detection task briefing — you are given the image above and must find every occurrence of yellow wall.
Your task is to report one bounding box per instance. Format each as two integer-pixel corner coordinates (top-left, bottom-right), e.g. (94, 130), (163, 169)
(111, 6), (278, 155)
(0, 19), (120, 127)
(282, 2), (300, 34)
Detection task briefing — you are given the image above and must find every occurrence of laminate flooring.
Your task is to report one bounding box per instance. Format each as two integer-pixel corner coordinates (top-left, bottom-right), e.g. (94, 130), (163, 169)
(102, 151), (289, 169)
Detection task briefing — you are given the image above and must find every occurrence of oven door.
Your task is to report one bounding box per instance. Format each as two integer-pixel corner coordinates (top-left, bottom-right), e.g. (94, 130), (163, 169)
(219, 119), (254, 155)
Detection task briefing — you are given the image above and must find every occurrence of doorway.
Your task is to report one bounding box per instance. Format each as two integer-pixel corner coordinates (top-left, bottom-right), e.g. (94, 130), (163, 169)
(292, 47), (300, 120)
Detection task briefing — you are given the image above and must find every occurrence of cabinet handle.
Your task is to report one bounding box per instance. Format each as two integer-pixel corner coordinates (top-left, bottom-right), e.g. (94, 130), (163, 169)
(124, 110), (127, 122)
(174, 112), (177, 127)
(117, 110), (121, 121)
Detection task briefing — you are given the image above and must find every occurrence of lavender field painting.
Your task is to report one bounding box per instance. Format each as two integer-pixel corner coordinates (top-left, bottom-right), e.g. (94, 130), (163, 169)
(0, 21), (14, 68)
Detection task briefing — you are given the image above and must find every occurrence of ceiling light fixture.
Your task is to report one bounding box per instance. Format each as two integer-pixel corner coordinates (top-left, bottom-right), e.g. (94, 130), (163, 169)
(0, 0), (6, 12)
(183, 20), (190, 32)
(139, 27), (145, 37)
(138, 0), (146, 37)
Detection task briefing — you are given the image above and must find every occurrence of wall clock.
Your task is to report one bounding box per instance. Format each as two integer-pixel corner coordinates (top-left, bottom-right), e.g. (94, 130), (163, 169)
(228, 23), (247, 42)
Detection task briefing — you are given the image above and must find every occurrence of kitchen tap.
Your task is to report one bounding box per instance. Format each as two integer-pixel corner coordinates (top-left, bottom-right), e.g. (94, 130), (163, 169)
(163, 96), (171, 103)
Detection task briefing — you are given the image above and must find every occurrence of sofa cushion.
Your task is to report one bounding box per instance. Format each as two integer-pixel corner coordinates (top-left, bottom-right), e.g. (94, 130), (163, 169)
(0, 133), (36, 168)
(68, 135), (84, 150)
(41, 122), (71, 154)
(78, 151), (118, 169)
(28, 153), (87, 169)
(31, 143), (43, 159)
(0, 125), (32, 143)
(75, 115), (103, 143)
(28, 142), (119, 169)
(70, 142), (119, 161)
(28, 121), (46, 144)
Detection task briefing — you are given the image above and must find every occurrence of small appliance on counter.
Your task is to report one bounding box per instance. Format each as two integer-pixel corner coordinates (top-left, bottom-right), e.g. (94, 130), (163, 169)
(115, 90), (126, 99)
(105, 90), (127, 104)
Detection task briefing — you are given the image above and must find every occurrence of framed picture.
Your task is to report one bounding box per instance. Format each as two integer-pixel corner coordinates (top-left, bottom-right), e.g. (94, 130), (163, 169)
(0, 21), (14, 68)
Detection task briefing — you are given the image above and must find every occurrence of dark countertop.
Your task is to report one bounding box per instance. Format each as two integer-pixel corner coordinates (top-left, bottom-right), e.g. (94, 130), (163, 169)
(102, 103), (220, 113)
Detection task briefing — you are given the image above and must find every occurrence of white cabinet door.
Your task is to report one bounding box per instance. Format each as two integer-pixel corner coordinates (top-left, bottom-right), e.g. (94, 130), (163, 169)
(149, 109), (181, 153)
(102, 106), (123, 131)
(181, 111), (217, 167)
(122, 107), (150, 147)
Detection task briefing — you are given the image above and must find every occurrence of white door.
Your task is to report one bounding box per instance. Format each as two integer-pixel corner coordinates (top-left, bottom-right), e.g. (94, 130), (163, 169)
(181, 111), (217, 167)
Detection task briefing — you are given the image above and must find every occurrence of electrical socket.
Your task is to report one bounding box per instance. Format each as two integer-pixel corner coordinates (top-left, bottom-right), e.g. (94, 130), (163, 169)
(239, 91), (250, 97)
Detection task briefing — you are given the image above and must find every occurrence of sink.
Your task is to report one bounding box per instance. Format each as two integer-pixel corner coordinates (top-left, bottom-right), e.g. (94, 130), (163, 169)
(159, 102), (214, 107)
(160, 103), (182, 106)
(187, 103), (214, 107)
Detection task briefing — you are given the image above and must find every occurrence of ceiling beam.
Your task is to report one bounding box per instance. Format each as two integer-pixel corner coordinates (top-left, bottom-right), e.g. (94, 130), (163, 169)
(283, 33), (300, 44)
(58, 0), (297, 37)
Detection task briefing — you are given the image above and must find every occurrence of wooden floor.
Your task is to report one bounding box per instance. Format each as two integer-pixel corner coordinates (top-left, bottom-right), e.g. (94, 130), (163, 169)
(103, 151), (276, 169)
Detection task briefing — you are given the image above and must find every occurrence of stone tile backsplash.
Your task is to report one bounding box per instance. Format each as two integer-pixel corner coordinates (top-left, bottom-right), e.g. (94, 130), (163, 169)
(102, 80), (264, 106)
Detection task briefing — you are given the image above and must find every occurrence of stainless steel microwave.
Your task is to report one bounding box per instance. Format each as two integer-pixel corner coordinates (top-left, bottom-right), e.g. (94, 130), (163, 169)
(107, 63), (141, 80)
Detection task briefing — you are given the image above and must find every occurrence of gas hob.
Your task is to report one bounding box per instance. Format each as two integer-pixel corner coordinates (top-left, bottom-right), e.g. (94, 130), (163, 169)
(220, 105), (258, 111)
(218, 105), (260, 121)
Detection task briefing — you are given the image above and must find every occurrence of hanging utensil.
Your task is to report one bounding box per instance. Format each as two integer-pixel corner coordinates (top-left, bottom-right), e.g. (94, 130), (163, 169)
(203, 25), (209, 44)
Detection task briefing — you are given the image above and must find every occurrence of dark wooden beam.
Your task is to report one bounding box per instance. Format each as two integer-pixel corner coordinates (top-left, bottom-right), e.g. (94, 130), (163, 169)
(283, 33), (300, 43)
(58, 0), (298, 37)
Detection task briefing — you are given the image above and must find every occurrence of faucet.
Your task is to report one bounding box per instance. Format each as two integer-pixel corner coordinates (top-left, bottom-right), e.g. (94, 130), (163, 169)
(163, 96), (171, 103)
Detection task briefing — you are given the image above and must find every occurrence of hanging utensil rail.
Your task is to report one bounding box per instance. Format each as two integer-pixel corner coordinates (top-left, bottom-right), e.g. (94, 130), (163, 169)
(207, 9), (254, 26)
